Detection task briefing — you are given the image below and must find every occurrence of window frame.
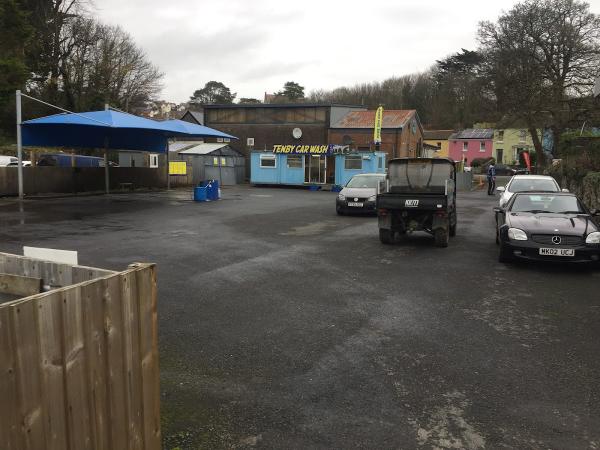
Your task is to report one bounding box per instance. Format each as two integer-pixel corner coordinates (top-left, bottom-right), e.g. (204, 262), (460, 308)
(344, 155), (363, 170)
(462, 141), (468, 152)
(259, 154), (277, 168)
(479, 141), (486, 152)
(286, 154), (303, 169)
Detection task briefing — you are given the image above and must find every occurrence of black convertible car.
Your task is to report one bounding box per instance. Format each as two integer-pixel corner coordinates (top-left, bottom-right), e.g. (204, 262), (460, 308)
(494, 192), (600, 263)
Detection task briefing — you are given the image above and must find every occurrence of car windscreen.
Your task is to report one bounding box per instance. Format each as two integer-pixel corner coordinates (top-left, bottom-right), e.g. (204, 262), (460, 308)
(388, 161), (452, 192)
(510, 194), (584, 214)
(346, 176), (383, 188)
(509, 178), (558, 193)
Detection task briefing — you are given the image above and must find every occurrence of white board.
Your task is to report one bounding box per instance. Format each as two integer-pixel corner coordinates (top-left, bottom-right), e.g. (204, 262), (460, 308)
(23, 246), (78, 265)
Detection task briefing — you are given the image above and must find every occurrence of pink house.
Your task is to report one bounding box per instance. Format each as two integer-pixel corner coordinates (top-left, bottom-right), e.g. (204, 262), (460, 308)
(448, 129), (494, 164)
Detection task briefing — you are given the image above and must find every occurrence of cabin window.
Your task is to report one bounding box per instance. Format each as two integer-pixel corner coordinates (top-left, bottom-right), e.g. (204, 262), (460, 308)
(345, 155), (362, 170)
(260, 154), (276, 168)
(287, 155), (303, 168)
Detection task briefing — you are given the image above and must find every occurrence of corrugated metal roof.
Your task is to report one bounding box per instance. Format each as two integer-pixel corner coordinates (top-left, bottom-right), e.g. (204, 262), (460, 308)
(178, 143), (229, 155)
(331, 110), (415, 129)
(423, 129), (456, 140)
(452, 129), (494, 139)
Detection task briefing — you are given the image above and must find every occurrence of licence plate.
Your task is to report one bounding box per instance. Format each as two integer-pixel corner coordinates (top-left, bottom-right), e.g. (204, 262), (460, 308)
(348, 202), (363, 207)
(405, 199), (419, 207)
(539, 248), (575, 257)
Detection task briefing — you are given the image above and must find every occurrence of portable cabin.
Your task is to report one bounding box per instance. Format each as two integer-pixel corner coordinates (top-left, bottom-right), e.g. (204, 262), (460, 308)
(250, 149), (386, 187)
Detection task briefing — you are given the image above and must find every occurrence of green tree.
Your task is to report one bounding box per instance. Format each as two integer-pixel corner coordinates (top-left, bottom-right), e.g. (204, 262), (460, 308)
(238, 97), (261, 104)
(0, 0), (32, 138)
(277, 81), (305, 101)
(190, 81), (236, 105)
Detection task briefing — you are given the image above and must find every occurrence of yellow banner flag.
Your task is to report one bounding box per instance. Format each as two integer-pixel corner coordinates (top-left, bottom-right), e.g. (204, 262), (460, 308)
(374, 106), (383, 144)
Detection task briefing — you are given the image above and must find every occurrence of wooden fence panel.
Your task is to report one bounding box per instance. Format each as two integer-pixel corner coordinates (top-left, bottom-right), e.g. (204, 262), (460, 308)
(36, 292), (68, 450)
(0, 259), (160, 450)
(136, 265), (161, 449)
(0, 306), (22, 449)
(11, 301), (45, 449)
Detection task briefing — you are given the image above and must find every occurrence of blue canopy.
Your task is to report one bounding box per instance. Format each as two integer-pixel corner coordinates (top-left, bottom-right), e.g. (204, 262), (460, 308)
(22, 109), (236, 152)
(161, 119), (237, 141)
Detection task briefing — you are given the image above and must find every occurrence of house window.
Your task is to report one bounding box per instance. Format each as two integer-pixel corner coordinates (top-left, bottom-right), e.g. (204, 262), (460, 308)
(260, 154), (276, 168)
(216, 137), (224, 143)
(345, 155), (362, 170)
(247, 137), (255, 146)
(480, 141), (486, 152)
(462, 142), (468, 152)
(497, 130), (504, 141)
(287, 155), (302, 168)
(519, 130), (527, 143)
(224, 138), (231, 143)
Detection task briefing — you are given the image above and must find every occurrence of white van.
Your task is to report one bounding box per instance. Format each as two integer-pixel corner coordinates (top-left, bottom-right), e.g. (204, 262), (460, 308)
(0, 156), (18, 167)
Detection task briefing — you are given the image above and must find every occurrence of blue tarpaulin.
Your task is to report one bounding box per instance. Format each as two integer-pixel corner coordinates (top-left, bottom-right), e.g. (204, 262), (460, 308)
(22, 110), (236, 152)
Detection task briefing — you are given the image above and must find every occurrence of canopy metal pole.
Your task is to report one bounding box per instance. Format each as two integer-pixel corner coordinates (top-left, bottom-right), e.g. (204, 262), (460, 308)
(104, 137), (110, 194)
(166, 142), (170, 191)
(16, 90), (24, 200)
(104, 104), (110, 194)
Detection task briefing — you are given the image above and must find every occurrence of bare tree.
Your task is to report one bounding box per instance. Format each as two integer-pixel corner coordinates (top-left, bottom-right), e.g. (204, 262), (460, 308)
(478, 0), (600, 166)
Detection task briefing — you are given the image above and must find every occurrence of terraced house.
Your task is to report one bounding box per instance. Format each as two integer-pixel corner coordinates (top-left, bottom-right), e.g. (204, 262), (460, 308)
(492, 128), (541, 164)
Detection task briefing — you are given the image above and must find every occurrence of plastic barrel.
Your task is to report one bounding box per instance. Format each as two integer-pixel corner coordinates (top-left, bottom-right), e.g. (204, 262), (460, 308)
(193, 186), (208, 202)
(208, 180), (219, 200)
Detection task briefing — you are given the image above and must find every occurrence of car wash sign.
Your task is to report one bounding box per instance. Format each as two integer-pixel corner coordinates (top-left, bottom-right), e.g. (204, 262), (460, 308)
(273, 144), (333, 154)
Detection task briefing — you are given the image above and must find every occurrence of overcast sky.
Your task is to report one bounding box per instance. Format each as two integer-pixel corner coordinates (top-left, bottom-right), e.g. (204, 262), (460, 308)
(95, 0), (600, 103)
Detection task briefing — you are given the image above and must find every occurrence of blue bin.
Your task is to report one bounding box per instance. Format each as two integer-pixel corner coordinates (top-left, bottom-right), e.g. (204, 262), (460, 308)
(207, 179), (220, 200)
(193, 186), (208, 202)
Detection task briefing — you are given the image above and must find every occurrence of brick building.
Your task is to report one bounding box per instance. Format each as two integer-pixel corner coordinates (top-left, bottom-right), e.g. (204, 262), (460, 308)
(203, 104), (366, 177)
(328, 110), (424, 160)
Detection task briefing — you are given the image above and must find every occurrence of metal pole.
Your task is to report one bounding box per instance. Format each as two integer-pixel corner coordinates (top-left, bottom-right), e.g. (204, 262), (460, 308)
(166, 142), (170, 191)
(16, 90), (24, 200)
(104, 137), (110, 194)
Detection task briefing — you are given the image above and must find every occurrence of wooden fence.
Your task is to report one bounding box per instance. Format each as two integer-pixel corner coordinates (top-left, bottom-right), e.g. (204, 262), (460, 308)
(0, 253), (161, 450)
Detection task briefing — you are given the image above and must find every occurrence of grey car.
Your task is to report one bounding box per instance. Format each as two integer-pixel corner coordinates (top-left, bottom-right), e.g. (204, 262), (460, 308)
(336, 173), (386, 215)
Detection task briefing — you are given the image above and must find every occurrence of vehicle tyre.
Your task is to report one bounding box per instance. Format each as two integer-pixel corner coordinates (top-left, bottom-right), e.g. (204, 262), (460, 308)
(498, 245), (513, 263)
(379, 228), (394, 244)
(434, 227), (449, 248)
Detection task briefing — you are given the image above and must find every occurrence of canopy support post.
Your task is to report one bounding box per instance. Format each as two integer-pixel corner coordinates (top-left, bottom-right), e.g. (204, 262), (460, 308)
(166, 142), (170, 191)
(104, 138), (110, 194)
(16, 90), (24, 200)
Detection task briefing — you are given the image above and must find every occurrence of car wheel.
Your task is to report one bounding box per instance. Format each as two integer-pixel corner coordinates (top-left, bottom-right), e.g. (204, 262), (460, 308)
(379, 228), (394, 244)
(498, 245), (513, 263)
(434, 227), (449, 248)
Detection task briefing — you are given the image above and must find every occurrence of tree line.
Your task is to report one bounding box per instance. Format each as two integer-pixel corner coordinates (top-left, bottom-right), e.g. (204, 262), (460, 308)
(190, 0), (599, 167)
(0, 0), (163, 139)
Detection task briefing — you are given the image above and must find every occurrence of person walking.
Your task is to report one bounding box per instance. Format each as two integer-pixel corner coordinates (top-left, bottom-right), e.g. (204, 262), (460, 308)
(487, 160), (496, 195)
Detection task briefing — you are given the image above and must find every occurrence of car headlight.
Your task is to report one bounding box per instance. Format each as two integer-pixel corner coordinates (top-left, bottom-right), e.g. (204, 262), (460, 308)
(508, 228), (528, 241)
(586, 232), (600, 244)
(368, 195), (376, 201)
(338, 193), (346, 200)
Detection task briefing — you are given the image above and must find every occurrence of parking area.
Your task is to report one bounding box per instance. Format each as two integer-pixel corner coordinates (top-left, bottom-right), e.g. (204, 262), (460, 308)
(1, 186), (599, 449)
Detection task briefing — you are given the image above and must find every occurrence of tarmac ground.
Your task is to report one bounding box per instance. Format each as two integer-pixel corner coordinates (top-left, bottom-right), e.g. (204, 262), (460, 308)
(1, 185), (599, 449)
